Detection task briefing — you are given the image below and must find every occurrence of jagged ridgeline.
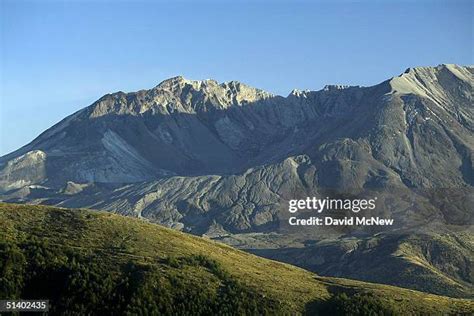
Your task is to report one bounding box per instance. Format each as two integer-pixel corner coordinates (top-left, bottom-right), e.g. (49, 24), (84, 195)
(2, 64), (472, 190)
(0, 64), (473, 298)
(1, 203), (473, 315)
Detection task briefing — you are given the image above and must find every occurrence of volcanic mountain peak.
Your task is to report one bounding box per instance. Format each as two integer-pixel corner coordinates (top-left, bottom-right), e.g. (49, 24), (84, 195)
(1, 64), (472, 187)
(155, 76), (273, 107)
(84, 64), (472, 120)
(87, 76), (275, 118)
(154, 75), (273, 101)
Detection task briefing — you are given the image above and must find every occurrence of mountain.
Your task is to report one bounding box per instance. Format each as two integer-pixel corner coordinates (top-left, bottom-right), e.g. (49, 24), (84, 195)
(1, 203), (473, 315)
(0, 64), (473, 297)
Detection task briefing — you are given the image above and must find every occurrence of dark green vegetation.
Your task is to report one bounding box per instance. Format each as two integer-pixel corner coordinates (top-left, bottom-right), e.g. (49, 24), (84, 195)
(315, 293), (402, 315)
(1, 242), (281, 315)
(1, 203), (473, 315)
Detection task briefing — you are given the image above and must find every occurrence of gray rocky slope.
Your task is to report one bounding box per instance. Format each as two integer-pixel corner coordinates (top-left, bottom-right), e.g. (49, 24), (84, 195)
(1, 64), (473, 297)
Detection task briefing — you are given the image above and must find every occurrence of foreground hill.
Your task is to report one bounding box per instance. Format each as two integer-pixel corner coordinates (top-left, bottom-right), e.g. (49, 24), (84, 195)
(0, 203), (472, 315)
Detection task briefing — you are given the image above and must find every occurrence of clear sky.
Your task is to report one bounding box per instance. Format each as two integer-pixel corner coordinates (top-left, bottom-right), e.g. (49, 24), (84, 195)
(1, 0), (472, 155)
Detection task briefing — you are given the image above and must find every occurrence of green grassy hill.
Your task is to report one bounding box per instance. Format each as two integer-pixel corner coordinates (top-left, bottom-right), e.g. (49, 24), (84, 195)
(1, 203), (472, 315)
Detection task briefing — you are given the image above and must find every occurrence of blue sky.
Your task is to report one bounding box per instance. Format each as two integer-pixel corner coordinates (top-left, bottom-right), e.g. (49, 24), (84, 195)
(1, 0), (472, 155)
